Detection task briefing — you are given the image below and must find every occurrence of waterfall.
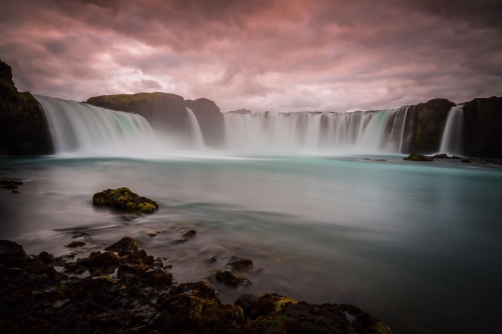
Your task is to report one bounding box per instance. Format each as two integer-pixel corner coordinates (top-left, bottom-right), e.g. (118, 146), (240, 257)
(185, 107), (205, 149)
(223, 108), (412, 154)
(440, 106), (464, 155)
(35, 95), (158, 156)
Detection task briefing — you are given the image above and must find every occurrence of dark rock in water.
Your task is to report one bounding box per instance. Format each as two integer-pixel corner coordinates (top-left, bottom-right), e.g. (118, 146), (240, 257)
(432, 153), (463, 160)
(66, 241), (86, 248)
(216, 269), (252, 287)
(92, 187), (159, 213)
(403, 153), (433, 162)
(374, 159), (387, 162)
(0, 237), (393, 333)
(227, 256), (254, 271)
(151, 281), (245, 333)
(105, 236), (139, 255)
(0, 60), (52, 156)
(461, 159), (472, 163)
(486, 159), (502, 165)
(0, 240), (26, 257)
(76, 251), (120, 268)
(235, 293), (259, 318)
(0, 180), (23, 189)
(182, 229), (197, 238)
(11, 190), (19, 193)
(242, 293), (392, 334)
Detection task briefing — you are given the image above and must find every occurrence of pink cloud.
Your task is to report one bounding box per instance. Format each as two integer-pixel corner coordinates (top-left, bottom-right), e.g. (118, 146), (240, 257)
(1, 0), (501, 112)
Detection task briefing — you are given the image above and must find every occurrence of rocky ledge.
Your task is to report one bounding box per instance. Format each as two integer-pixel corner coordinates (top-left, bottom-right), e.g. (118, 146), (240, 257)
(0, 237), (392, 334)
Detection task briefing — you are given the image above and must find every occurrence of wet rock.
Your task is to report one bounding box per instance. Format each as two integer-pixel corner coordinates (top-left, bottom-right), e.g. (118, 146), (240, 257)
(0, 240), (27, 259)
(0, 180), (23, 189)
(403, 153), (433, 161)
(374, 159), (387, 162)
(210, 256), (218, 263)
(182, 229), (197, 238)
(216, 269), (251, 287)
(11, 190), (19, 193)
(432, 153), (462, 159)
(235, 293), (259, 318)
(147, 230), (158, 237)
(76, 251), (120, 268)
(92, 187), (159, 213)
(105, 236), (139, 255)
(227, 256), (254, 271)
(461, 159), (472, 163)
(37, 251), (54, 264)
(67, 241), (86, 248)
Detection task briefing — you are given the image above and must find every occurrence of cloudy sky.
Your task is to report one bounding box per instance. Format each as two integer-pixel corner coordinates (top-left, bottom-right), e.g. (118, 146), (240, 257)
(1, 0), (501, 112)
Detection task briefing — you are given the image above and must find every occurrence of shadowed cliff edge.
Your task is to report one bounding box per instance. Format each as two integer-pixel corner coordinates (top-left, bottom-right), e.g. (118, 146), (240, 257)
(0, 60), (52, 155)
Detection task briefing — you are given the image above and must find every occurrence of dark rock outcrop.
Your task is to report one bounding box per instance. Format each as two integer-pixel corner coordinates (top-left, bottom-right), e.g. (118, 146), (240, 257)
(0, 238), (393, 333)
(0, 60), (52, 155)
(92, 187), (159, 213)
(406, 98), (456, 154)
(403, 153), (433, 162)
(463, 96), (502, 158)
(184, 98), (225, 148)
(86, 93), (225, 148)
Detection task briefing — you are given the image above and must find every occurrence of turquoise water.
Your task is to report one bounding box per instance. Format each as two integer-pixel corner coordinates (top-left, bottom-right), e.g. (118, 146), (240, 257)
(1, 155), (501, 333)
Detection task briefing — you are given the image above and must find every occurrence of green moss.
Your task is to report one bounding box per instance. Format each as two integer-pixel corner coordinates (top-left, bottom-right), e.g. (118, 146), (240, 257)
(415, 124), (422, 143)
(34, 273), (48, 279)
(374, 321), (393, 334)
(266, 315), (290, 334)
(274, 297), (296, 314)
(99, 275), (114, 283)
(138, 202), (156, 213)
(57, 283), (67, 291)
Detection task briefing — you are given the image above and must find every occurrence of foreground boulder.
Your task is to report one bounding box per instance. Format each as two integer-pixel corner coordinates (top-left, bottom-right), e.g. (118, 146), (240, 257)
(92, 187), (159, 213)
(0, 59), (52, 155)
(0, 237), (393, 333)
(403, 153), (433, 162)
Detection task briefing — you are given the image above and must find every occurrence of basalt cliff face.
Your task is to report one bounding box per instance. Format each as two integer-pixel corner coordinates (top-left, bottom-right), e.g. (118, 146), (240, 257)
(87, 93), (224, 148)
(407, 98), (457, 154)
(463, 96), (502, 158)
(0, 60), (52, 156)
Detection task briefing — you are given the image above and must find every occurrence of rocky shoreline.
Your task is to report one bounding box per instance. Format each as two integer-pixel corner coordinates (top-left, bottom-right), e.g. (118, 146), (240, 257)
(0, 237), (392, 334)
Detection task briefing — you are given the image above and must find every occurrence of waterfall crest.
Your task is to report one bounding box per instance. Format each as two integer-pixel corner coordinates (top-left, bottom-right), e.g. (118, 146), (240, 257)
(223, 107), (412, 154)
(35, 95), (158, 156)
(440, 106), (464, 155)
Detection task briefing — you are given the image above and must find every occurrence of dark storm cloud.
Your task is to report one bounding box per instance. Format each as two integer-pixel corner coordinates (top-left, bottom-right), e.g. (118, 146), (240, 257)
(0, 0), (500, 112)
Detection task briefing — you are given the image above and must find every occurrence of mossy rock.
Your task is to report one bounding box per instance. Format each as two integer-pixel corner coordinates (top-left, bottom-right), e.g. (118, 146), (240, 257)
(92, 187), (159, 213)
(403, 153), (433, 162)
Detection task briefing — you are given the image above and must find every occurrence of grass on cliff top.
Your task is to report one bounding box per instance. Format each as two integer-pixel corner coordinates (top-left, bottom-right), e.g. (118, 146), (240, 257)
(87, 92), (182, 105)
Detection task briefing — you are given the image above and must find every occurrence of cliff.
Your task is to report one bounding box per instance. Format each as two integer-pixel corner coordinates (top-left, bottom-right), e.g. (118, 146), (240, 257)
(406, 98), (456, 154)
(87, 93), (225, 148)
(463, 96), (502, 158)
(0, 60), (52, 155)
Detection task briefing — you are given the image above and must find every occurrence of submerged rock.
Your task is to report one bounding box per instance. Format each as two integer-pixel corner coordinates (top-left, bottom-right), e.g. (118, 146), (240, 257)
(182, 229), (197, 238)
(92, 187), (159, 213)
(227, 256), (254, 271)
(0, 180), (23, 189)
(461, 159), (472, 163)
(432, 153), (462, 159)
(216, 269), (252, 287)
(403, 153), (433, 162)
(66, 241), (85, 248)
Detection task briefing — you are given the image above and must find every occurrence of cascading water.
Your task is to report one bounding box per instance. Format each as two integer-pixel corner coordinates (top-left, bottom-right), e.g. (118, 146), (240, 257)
(35, 95), (159, 156)
(223, 107), (412, 154)
(185, 107), (205, 149)
(439, 106), (464, 155)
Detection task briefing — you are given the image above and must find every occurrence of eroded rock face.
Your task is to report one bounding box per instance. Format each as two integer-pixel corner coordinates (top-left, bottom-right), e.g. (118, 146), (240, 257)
(406, 98), (456, 154)
(92, 187), (159, 213)
(463, 96), (502, 158)
(86, 93), (225, 148)
(0, 60), (52, 156)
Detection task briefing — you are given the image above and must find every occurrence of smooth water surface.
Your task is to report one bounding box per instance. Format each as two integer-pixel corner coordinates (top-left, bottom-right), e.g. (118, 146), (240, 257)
(1, 155), (501, 334)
